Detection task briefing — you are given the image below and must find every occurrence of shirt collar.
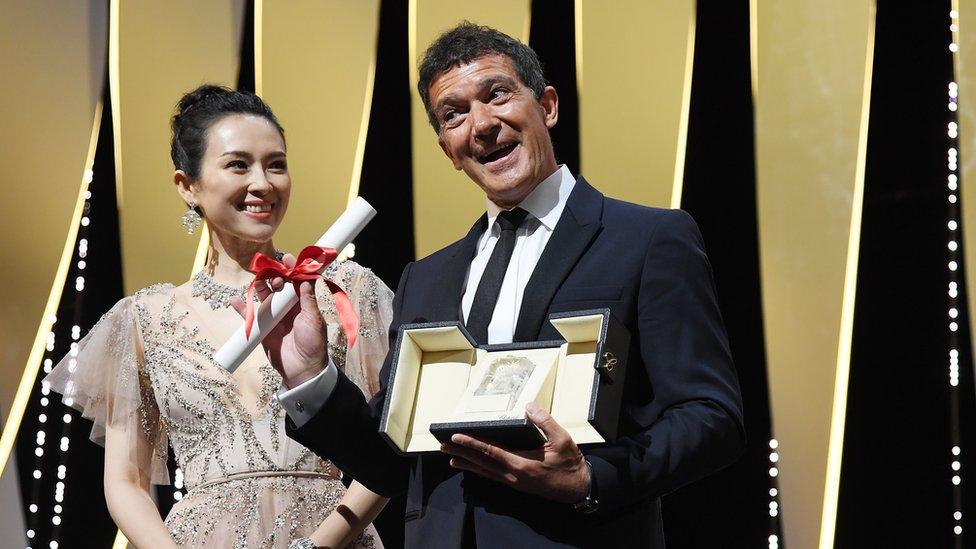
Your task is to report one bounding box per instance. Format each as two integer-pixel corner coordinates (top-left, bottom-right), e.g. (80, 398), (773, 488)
(485, 165), (576, 231)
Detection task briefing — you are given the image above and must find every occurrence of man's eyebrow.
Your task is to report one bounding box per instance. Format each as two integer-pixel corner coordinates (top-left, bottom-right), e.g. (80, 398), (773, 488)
(480, 75), (519, 89)
(433, 75), (521, 113)
(434, 93), (460, 112)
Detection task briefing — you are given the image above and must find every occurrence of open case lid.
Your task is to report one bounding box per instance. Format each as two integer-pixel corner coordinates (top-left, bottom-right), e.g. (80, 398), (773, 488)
(379, 321), (478, 454)
(379, 309), (630, 454)
(548, 308), (630, 445)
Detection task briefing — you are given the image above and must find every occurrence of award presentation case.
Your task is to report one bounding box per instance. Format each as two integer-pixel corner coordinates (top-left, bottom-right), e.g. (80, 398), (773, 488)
(378, 308), (630, 454)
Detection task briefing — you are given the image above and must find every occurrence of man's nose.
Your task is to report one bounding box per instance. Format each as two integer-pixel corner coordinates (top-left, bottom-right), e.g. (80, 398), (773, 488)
(470, 102), (500, 139)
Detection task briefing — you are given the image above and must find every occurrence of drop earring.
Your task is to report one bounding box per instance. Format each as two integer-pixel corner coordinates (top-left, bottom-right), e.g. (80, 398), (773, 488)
(180, 202), (203, 235)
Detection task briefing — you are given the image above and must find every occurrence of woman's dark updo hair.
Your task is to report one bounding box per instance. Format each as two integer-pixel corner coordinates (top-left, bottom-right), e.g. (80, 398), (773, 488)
(170, 84), (285, 180)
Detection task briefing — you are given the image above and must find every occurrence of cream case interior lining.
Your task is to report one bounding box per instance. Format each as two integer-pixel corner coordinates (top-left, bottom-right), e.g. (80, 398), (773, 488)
(381, 314), (608, 454)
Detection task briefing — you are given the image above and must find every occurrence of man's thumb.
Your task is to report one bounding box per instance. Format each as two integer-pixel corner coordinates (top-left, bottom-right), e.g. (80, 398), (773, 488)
(526, 402), (567, 443)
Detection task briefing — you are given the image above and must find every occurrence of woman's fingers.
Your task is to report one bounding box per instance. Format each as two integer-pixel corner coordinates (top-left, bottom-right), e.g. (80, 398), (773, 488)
(252, 280), (273, 301)
(268, 277), (285, 292)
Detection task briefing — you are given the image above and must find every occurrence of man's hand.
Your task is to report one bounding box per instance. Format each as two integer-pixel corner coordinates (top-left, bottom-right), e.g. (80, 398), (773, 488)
(439, 402), (590, 503)
(229, 253), (329, 389)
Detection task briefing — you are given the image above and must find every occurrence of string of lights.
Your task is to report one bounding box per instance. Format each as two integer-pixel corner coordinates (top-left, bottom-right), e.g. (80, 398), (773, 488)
(948, 6), (963, 545)
(25, 170), (96, 549)
(768, 437), (781, 549)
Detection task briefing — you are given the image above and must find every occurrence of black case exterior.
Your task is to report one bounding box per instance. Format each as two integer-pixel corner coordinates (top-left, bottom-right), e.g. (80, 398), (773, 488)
(429, 419), (546, 449)
(378, 309), (630, 454)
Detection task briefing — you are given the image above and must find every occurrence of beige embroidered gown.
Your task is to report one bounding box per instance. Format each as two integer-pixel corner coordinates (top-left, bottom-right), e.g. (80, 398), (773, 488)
(44, 261), (393, 548)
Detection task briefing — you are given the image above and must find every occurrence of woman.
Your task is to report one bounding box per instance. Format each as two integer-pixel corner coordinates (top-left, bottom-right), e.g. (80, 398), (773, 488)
(44, 85), (392, 548)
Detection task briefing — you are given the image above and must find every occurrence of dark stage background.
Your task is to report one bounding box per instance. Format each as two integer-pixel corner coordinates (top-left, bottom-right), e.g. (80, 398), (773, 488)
(14, 1), (974, 547)
(838, 2), (976, 547)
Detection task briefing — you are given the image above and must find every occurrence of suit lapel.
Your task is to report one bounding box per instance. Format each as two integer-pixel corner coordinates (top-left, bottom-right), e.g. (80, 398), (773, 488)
(513, 176), (604, 341)
(428, 214), (487, 322)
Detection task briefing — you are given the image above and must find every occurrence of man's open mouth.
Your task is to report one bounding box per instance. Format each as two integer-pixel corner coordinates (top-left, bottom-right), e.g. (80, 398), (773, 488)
(478, 142), (518, 164)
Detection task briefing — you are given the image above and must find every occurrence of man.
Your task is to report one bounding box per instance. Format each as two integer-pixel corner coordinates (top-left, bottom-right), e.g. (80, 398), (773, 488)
(273, 22), (745, 548)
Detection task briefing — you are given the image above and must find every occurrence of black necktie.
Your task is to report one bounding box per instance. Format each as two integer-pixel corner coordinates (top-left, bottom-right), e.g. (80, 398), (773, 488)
(466, 207), (530, 344)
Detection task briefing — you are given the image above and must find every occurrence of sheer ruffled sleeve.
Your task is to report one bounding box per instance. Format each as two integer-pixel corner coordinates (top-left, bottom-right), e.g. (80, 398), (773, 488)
(43, 296), (170, 484)
(317, 261), (394, 399)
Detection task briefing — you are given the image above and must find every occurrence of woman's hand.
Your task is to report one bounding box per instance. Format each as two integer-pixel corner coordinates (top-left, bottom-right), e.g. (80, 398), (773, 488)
(230, 253), (330, 388)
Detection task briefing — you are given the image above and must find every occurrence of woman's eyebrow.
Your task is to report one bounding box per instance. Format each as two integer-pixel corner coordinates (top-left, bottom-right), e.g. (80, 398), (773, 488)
(219, 150), (254, 159)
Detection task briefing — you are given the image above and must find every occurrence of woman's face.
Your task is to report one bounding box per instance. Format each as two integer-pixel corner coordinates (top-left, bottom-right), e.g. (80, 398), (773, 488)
(178, 114), (290, 244)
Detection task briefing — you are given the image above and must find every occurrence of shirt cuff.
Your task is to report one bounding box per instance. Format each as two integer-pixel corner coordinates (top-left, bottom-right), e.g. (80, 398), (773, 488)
(276, 360), (338, 428)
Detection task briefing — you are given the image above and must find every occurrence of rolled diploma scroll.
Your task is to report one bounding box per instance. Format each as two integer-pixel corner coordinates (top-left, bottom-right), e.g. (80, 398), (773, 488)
(214, 197), (377, 373)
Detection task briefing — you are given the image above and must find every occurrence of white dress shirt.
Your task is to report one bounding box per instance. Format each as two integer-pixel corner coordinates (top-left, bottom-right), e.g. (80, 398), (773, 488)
(461, 164), (575, 343)
(279, 165), (576, 427)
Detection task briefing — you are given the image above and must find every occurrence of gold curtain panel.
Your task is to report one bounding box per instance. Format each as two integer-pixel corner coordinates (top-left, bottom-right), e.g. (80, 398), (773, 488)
(256, 0), (381, 254)
(754, 1), (876, 547)
(576, 0), (695, 209)
(112, 0), (246, 294)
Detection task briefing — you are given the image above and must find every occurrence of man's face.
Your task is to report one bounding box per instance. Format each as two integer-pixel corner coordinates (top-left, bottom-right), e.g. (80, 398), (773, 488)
(429, 54), (559, 207)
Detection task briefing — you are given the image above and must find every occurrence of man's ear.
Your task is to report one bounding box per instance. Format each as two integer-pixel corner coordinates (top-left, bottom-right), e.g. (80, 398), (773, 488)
(540, 86), (559, 130)
(439, 138), (463, 171)
(174, 170), (197, 206)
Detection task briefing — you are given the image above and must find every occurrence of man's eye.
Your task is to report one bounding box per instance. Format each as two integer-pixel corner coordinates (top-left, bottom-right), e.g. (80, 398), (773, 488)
(442, 111), (465, 128)
(490, 88), (510, 101)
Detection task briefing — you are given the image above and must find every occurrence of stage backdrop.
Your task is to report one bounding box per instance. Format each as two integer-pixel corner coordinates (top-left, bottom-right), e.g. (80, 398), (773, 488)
(754, 0), (874, 549)
(0, 1), (107, 546)
(755, 1), (875, 547)
(957, 1), (976, 393)
(111, 0), (245, 294)
(8, 2), (974, 549)
(257, 0), (381, 254)
(577, 0), (695, 209)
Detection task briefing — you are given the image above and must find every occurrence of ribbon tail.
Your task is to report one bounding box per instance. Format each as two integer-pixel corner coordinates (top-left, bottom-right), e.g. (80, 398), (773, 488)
(244, 281), (259, 339)
(325, 281), (359, 349)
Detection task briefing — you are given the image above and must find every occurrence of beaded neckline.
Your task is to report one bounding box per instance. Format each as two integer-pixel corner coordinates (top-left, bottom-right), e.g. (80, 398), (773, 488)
(191, 251), (284, 310)
(191, 270), (249, 310)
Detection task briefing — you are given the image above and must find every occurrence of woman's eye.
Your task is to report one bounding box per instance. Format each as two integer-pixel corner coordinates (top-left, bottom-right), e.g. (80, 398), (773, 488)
(226, 160), (247, 169)
(269, 161), (287, 171)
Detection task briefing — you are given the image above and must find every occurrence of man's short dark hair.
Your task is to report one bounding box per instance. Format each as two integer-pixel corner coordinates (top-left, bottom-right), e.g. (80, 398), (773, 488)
(418, 22), (547, 132)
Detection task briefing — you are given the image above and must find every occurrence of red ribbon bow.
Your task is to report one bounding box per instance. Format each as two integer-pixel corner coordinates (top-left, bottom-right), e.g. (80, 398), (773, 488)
(244, 245), (359, 349)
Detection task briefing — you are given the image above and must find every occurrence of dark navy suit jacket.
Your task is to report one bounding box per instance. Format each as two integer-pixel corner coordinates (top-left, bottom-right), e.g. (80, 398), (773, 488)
(287, 176), (746, 548)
